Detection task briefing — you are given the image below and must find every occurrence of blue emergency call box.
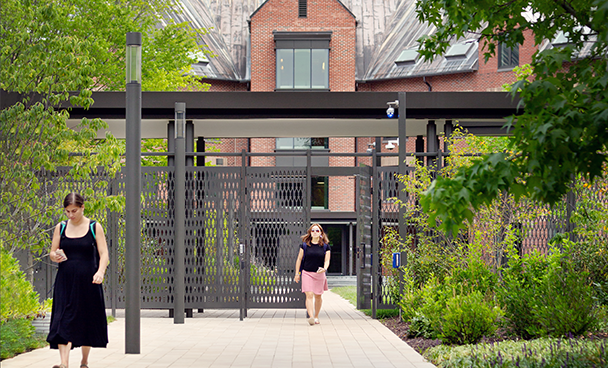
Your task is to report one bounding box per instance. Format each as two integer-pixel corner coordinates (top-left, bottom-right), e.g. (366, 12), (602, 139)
(392, 252), (401, 268)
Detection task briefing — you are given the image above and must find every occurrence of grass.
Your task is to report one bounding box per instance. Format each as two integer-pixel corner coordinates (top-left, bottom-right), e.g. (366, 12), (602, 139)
(330, 286), (399, 318)
(331, 286), (357, 305)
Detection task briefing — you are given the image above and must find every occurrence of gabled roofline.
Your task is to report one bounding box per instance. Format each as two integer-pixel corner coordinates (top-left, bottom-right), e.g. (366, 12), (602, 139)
(250, 0), (356, 20)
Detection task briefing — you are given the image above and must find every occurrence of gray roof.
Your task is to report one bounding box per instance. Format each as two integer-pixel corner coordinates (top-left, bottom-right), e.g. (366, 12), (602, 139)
(167, 0), (479, 82)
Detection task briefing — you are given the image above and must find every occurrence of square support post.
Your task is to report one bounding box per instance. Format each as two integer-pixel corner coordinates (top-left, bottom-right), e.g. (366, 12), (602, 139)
(125, 31), (142, 354)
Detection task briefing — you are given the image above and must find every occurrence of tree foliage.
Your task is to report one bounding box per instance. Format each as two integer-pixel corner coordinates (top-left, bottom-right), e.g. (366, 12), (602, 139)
(0, 0), (207, 254)
(417, 0), (608, 233)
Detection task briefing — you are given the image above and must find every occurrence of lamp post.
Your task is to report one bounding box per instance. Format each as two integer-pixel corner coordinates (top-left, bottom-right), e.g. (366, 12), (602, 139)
(174, 102), (186, 324)
(125, 32), (141, 354)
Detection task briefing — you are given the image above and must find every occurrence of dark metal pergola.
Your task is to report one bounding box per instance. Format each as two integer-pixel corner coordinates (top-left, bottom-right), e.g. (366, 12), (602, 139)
(1, 89), (522, 353)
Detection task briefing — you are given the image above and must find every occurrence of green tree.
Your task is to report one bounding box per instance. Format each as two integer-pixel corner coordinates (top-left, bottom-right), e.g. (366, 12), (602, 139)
(417, 0), (608, 233)
(0, 0), (208, 257)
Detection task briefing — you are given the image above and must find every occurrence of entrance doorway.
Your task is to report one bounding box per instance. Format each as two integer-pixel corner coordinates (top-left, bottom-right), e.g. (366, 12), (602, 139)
(322, 224), (347, 275)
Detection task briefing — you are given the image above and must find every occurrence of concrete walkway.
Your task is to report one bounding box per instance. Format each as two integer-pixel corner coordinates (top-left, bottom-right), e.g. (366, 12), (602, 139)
(2, 291), (436, 368)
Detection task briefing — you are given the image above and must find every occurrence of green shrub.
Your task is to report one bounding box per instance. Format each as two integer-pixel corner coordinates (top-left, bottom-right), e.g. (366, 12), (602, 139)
(425, 337), (607, 368)
(534, 248), (597, 337)
(0, 246), (42, 321)
(499, 246), (549, 339)
(0, 318), (47, 359)
(408, 311), (435, 339)
(398, 268), (425, 322)
(499, 242), (597, 339)
(439, 291), (501, 345)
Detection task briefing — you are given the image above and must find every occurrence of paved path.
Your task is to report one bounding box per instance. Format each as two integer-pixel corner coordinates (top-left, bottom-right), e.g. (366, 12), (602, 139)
(2, 291), (436, 368)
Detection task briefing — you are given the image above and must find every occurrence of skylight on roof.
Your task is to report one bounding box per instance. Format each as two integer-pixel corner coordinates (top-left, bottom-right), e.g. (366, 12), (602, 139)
(395, 49), (419, 64)
(552, 31), (570, 46)
(189, 50), (209, 64)
(445, 42), (474, 58)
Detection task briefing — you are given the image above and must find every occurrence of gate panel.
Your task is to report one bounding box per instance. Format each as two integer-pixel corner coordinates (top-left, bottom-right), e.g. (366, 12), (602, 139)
(136, 167), (173, 308)
(187, 167), (241, 309)
(356, 165), (372, 309)
(246, 168), (307, 308)
(378, 167), (400, 309)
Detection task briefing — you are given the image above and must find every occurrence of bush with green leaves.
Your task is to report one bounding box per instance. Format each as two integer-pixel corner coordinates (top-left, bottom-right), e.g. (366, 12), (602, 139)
(499, 241), (597, 339)
(0, 318), (48, 359)
(408, 311), (435, 339)
(439, 291), (502, 345)
(0, 245), (42, 321)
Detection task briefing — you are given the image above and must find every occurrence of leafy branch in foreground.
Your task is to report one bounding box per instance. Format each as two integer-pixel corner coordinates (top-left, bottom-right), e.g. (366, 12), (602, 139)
(417, 0), (608, 233)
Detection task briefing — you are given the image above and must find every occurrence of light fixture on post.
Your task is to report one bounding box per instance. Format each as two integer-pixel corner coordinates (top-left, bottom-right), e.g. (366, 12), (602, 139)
(174, 102), (186, 139)
(173, 102), (186, 324)
(125, 31), (142, 354)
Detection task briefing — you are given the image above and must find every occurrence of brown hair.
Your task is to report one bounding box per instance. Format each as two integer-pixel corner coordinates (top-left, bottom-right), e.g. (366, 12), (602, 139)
(63, 193), (85, 208)
(300, 223), (329, 246)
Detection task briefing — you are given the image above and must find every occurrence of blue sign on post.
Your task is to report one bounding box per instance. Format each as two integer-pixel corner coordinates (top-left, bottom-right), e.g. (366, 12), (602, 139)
(392, 252), (401, 268)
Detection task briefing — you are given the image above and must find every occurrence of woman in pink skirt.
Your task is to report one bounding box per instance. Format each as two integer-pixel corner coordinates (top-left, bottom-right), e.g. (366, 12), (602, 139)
(294, 223), (331, 325)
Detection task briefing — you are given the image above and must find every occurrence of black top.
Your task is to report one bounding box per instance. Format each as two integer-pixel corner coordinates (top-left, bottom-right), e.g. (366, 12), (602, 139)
(301, 242), (330, 272)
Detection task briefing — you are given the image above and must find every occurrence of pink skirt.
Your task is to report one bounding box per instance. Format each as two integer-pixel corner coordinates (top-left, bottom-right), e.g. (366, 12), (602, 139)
(301, 270), (329, 295)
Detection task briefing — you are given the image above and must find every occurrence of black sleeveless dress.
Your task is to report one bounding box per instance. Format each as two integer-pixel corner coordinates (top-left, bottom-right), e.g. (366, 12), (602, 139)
(47, 221), (108, 349)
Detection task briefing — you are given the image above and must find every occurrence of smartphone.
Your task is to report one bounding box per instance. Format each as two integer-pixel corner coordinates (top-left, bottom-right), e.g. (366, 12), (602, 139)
(56, 249), (67, 260)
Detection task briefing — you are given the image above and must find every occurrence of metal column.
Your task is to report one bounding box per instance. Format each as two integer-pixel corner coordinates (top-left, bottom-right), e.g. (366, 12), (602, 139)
(397, 92), (407, 264)
(125, 32), (142, 354)
(173, 102), (186, 324)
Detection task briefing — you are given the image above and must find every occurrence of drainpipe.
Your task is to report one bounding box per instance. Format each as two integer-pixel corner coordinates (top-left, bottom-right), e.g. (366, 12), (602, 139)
(423, 76), (432, 92)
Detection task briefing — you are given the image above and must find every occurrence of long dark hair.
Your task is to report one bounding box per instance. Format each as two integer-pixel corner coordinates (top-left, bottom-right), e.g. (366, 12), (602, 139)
(300, 223), (329, 246)
(63, 193), (85, 208)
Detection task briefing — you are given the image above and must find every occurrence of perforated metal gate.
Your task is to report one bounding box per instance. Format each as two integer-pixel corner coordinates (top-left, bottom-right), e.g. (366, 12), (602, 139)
(356, 165), (372, 309)
(103, 165), (307, 311)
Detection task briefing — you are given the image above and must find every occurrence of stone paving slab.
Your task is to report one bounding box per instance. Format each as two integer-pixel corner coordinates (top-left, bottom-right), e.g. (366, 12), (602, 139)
(2, 290), (436, 368)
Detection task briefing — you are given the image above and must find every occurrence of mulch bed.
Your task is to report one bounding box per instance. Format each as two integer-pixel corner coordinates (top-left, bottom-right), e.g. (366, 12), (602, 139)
(380, 316), (608, 356)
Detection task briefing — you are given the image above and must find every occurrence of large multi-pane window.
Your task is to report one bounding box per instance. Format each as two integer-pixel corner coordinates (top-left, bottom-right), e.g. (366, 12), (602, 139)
(277, 49), (328, 89)
(274, 31), (331, 90)
(498, 42), (519, 69)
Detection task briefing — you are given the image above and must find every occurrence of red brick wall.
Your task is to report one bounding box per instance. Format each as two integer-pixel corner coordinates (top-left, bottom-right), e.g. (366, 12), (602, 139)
(328, 137), (355, 211)
(249, 0), (357, 92)
(250, 138), (276, 166)
(202, 79), (248, 92)
(207, 138), (249, 166)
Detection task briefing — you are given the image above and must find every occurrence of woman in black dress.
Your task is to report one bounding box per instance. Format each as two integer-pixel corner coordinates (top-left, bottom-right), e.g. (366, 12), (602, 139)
(48, 193), (109, 368)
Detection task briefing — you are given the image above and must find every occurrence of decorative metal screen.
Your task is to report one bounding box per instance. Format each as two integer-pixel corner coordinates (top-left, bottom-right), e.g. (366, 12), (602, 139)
(186, 167), (242, 308)
(377, 167), (400, 309)
(246, 168), (307, 308)
(356, 166), (372, 309)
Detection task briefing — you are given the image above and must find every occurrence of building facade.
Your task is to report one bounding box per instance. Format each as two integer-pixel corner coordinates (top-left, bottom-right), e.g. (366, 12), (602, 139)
(169, 0), (537, 275)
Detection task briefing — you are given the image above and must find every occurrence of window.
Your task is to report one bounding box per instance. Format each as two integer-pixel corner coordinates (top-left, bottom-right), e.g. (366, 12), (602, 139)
(277, 49), (328, 89)
(311, 176), (328, 209)
(498, 43), (519, 69)
(298, 0), (307, 17)
(276, 138), (328, 150)
(274, 31), (331, 90)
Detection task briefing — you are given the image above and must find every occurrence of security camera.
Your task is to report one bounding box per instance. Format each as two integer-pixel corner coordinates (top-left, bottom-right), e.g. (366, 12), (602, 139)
(386, 141), (395, 150)
(386, 100), (399, 118)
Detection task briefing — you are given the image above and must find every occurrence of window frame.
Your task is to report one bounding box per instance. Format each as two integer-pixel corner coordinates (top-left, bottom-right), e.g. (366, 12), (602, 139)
(274, 31), (332, 91)
(497, 42), (519, 70)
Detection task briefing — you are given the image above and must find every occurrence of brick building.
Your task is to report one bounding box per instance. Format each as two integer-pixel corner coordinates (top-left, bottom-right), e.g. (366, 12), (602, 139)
(167, 0), (538, 274)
